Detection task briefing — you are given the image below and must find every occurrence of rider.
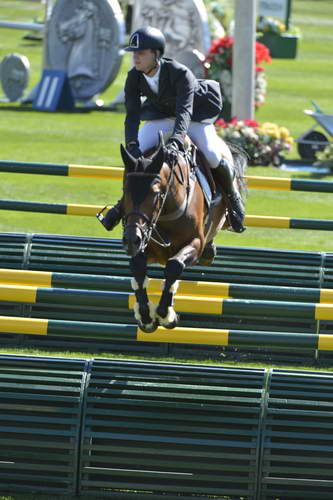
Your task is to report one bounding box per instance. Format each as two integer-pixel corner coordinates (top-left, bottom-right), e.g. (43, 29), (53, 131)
(100, 26), (245, 233)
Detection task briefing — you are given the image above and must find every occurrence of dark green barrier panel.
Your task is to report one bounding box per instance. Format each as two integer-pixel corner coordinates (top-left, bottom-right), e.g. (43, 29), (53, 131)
(0, 232), (329, 288)
(79, 358), (266, 499)
(0, 354), (88, 496)
(259, 368), (333, 500)
(25, 234), (331, 288)
(2, 355), (333, 499)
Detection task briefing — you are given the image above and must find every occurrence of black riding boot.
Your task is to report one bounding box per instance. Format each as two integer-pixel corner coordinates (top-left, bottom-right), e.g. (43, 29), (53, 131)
(214, 158), (245, 233)
(97, 199), (123, 231)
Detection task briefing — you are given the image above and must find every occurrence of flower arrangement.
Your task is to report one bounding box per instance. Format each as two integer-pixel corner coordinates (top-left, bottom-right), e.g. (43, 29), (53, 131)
(257, 16), (301, 37)
(215, 118), (294, 166)
(257, 16), (287, 36)
(205, 36), (272, 111)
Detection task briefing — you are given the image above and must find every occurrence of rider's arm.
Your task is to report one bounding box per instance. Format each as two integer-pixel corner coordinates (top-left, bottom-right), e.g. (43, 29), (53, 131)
(169, 66), (196, 147)
(124, 69), (142, 146)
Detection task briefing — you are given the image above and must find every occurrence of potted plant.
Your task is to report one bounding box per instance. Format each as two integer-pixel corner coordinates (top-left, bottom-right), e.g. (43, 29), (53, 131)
(257, 16), (301, 59)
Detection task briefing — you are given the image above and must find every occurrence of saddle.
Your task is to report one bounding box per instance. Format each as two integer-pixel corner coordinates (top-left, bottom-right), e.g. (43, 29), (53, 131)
(144, 136), (217, 209)
(182, 138), (217, 209)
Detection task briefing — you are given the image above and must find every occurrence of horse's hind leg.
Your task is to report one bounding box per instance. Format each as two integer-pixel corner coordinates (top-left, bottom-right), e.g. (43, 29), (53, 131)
(130, 252), (158, 333)
(156, 241), (201, 329)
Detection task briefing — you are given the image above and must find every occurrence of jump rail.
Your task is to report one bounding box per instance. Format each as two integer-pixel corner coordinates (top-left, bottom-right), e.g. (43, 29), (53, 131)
(1, 267), (332, 303)
(1, 159), (333, 192)
(0, 199), (332, 230)
(0, 283), (333, 321)
(0, 314), (332, 350)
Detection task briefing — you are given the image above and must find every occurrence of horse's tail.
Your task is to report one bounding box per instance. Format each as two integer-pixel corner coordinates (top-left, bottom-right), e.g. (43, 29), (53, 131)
(228, 141), (248, 200)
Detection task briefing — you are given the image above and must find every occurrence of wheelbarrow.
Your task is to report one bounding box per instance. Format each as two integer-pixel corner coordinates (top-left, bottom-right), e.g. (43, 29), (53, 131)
(296, 101), (333, 160)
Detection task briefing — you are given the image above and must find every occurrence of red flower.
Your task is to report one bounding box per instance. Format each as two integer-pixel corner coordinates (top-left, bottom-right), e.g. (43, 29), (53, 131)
(220, 36), (234, 48)
(244, 119), (260, 127)
(206, 36), (271, 69)
(215, 118), (228, 127)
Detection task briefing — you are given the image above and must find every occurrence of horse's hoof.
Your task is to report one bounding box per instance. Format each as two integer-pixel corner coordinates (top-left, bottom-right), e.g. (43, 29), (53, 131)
(199, 242), (216, 266)
(162, 315), (179, 329)
(138, 319), (159, 333)
(157, 313), (180, 330)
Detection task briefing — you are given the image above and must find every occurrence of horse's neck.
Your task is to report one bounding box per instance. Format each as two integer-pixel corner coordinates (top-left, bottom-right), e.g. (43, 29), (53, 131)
(160, 160), (191, 218)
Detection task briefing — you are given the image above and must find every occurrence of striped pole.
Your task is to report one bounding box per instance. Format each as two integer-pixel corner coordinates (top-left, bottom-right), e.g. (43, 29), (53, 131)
(1, 283), (333, 320)
(0, 160), (332, 193)
(0, 268), (333, 303)
(245, 176), (333, 193)
(0, 160), (123, 179)
(0, 199), (332, 230)
(0, 315), (332, 350)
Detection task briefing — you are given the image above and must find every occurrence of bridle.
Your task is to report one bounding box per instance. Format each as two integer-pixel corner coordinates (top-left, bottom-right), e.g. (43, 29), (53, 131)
(123, 168), (173, 250)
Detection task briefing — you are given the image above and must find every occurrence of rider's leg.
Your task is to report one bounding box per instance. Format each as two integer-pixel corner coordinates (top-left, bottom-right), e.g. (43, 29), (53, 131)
(188, 122), (245, 233)
(99, 119), (174, 231)
(138, 118), (174, 151)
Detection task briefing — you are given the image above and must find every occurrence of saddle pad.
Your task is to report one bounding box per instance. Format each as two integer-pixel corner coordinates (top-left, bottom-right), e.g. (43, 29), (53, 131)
(195, 167), (213, 208)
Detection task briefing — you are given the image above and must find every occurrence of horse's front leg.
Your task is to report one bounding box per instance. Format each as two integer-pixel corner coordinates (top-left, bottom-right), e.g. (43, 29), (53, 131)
(130, 252), (158, 333)
(156, 240), (201, 329)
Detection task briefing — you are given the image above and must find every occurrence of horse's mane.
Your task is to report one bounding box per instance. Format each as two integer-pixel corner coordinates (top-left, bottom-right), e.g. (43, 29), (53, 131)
(226, 141), (248, 198)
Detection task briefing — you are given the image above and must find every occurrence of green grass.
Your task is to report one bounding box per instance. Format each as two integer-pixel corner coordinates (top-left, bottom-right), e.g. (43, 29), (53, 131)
(0, 1), (333, 250)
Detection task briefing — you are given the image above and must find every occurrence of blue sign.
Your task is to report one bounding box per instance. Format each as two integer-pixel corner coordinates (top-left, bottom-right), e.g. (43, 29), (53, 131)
(33, 69), (75, 111)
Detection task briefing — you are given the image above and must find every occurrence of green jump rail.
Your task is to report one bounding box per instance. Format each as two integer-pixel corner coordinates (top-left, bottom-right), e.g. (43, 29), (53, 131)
(0, 199), (332, 231)
(1, 267), (332, 303)
(0, 159), (333, 193)
(0, 314), (332, 350)
(0, 283), (333, 322)
(1, 354), (333, 499)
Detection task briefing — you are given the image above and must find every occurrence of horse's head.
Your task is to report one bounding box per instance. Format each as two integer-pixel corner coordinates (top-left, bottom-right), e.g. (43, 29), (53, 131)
(121, 133), (166, 257)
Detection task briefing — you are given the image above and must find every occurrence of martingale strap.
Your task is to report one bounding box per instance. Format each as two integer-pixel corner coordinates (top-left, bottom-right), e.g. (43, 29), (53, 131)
(158, 174), (196, 222)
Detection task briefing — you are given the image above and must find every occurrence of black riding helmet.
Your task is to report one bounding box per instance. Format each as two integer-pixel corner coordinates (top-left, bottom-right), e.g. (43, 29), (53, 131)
(125, 26), (166, 55)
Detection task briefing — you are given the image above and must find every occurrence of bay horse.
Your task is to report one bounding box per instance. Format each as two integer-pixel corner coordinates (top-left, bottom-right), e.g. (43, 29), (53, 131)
(120, 132), (247, 333)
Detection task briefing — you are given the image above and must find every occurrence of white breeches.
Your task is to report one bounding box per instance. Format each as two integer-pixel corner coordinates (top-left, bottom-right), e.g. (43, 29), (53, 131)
(138, 118), (232, 168)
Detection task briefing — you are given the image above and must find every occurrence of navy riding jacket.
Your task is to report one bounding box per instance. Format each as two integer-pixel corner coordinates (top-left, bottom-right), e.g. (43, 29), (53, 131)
(124, 57), (222, 146)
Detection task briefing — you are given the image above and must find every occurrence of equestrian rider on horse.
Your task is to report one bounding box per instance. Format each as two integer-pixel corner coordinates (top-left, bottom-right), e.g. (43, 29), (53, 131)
(103, 26), (245, 233)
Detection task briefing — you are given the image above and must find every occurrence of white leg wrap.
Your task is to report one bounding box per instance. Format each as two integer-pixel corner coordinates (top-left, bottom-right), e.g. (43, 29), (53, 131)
(131, 276), (149, 291)
(148, 301), (157, 319)
(133, 301), (142, 322)
(156, 306), (178, 327)
(161, 279), (179, 294)
(133, 300), (157, 326)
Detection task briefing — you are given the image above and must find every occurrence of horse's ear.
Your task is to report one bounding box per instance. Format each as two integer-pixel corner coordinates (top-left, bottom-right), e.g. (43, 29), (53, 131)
(150, 131), (165, 160)
(158, 130), (165, 148)
(149, 130), (165, 169)
(120, 144), (137, 172)
(149, 141), (165, 173)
